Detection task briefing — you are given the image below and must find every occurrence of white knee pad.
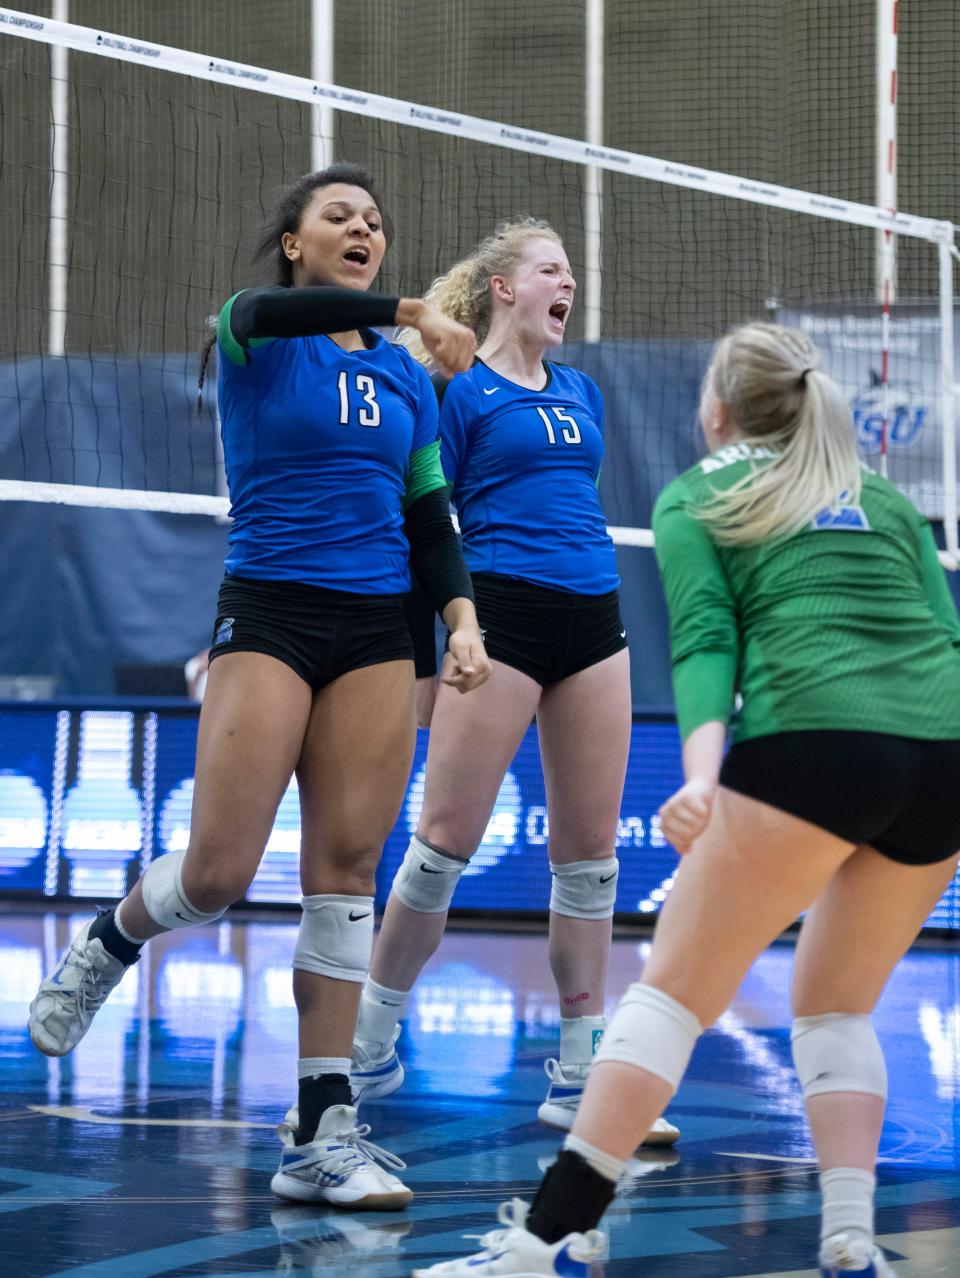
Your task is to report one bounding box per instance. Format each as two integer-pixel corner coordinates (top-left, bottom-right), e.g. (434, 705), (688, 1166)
(293, 894), (374, 982)
(791, 1013), (888, 1101)
(549, 857), (619, 920)
(140, 849), (228, 931)
(593, 982), (702, 1091)
(392, 835), (466, 914)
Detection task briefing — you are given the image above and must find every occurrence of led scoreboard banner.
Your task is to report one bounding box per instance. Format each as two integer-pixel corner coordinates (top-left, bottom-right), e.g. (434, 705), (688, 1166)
(1, 703), (958, 932)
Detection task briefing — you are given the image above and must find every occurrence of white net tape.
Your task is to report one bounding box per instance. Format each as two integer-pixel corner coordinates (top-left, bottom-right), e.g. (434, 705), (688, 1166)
(0, 7), (956, 569)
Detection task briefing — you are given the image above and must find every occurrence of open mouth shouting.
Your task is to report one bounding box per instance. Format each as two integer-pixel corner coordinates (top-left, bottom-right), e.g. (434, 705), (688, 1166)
(548, 296), (572, 334)
(342, 243), (371, 273)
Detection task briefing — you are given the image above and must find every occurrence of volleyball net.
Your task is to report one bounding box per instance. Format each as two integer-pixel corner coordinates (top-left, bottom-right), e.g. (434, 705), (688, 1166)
(0, 4), (957, 566)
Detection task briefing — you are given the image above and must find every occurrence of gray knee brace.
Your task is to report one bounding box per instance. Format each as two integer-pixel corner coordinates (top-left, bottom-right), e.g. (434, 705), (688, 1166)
(140, 849), (228, 931)
(549, 857), (619, 920)
(392, 835), (466, 914)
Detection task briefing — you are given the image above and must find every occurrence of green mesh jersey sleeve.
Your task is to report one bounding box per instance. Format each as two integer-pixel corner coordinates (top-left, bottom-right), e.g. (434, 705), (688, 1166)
(403, 440), (448, 510)
(653, 479), (739, 741)
(916, 514), (960, 649)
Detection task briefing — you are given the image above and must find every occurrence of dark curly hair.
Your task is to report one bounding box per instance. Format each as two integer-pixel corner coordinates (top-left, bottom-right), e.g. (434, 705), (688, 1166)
(198, 163), (391, 409)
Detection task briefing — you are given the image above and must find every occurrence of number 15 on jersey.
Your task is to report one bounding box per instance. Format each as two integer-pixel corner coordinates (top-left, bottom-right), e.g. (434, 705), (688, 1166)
(536, 406), (581, 445)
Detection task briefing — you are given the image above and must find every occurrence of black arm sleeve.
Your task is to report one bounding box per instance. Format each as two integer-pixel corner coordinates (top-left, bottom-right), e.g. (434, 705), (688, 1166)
(402, 573), (440, 678)
(403, 487), (474, 620)
(230, 285), (400, 343)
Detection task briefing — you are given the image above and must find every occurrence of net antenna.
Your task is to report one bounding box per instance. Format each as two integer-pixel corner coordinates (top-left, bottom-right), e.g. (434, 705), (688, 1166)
(0, 4), (956, 568)
(875, 0), (898, 476)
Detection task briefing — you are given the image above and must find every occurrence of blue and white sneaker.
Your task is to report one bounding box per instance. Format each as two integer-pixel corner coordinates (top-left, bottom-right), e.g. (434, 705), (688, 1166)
(411, 1198), (603, 1276)
(271, 1103), (412, 1210)
(29, 919), (129, 1057)
(537, 1058), (681, 1146)
(352, 1026), (404, 1104)
(819, 1233), (897, 1276)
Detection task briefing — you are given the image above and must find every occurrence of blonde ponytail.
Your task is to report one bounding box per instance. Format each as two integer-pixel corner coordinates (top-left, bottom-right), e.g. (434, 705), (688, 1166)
(399, 217), (562, 365)
(697, 323), (862, 546)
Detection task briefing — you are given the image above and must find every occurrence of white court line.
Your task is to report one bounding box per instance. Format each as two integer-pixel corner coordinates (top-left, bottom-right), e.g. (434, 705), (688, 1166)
(29, 1103), (273, 1129)
(716, 1152), (817, 1164)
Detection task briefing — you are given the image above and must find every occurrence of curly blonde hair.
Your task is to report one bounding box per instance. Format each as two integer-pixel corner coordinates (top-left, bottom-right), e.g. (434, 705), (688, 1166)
(399, 218), (562, 363)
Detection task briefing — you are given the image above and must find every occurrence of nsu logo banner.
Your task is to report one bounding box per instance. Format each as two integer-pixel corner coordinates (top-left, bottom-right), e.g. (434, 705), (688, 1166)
(779, 303), (956, 521)
(851, 372), (929, 455)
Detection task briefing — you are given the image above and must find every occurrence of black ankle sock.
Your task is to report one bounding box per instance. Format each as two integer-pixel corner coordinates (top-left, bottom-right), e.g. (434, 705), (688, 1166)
(526, 1149), (617, 1245)
(295, 1073), (352, 1145)
(88, 908), (142, 966)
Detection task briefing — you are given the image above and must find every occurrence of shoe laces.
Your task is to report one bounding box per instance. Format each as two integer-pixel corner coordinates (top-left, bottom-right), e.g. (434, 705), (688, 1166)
(464, 1197), (530, 1249)
(353, 1026), (399, 1067)
(465, 1201), (604, 1263)
(306, 1122), (407, 1179)
(543, 1058), (588, 1085)
(66, 950), (115, 1019)
(820, 1233), (877, 1270)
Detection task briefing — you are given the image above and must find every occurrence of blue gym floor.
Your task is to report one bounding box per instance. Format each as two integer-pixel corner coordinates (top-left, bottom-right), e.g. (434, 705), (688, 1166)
(0, 911), (957, 1276)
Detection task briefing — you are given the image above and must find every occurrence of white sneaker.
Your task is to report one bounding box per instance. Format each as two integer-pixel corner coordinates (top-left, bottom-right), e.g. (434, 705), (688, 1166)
(352, 1025), (404, 1103)
(270, 1204), (411, 1274)
(28, 919), (130, 1057)
(411, 1198), (604, 1276)
(537, 1058), (681, 1146)
(271, 1103), (413, 1210)
(820, 1233), (897, 1276)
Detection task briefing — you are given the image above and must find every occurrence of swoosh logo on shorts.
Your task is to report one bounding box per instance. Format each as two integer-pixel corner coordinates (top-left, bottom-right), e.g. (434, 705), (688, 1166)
(348, 911), (371, 922)
(419, 866), (442, 873)
(599, 872), (617, 884)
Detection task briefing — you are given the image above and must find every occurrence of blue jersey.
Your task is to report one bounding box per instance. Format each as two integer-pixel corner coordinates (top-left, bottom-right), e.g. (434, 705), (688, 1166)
(440, 360), (619, 594)
(217, 300), (442, 594)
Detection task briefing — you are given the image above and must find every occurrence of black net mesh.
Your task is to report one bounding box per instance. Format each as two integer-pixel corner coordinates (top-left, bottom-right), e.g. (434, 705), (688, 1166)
(0, 0), (955, 519)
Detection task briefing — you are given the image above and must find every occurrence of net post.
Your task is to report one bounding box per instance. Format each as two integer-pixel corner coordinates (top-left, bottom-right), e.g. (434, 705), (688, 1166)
(47, 0), (69, 357)
(583, 0), (604, 343)
(310, 0), (334, 173)
(875, 0), (898, 475)
(939, 235), (959, 567)
(875, 0), (898, 303)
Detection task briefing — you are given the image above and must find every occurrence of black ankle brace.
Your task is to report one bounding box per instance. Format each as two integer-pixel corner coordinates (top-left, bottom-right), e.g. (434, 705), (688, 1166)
(526, 1149), (617, 1245)
(88, 908), (142, 966)
(295, 1074), (352, 1145)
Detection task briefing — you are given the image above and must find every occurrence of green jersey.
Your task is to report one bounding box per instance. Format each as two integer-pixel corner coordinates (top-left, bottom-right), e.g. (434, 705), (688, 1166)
(652, 444), (960, 744)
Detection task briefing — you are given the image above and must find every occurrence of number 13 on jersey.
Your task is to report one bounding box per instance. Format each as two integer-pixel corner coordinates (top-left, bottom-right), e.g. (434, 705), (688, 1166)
(338, 371), (381, 428)
(536, 406), (581, 445)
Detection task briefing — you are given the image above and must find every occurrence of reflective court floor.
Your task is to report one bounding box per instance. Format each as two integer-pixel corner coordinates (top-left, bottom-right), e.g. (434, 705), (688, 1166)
(0, 912), (957, 1276)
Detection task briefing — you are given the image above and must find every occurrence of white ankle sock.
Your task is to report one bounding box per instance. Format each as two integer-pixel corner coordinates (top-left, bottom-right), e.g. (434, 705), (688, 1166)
(820, 1167), (876, 1244)
(355, 977), (409, 1052)
(298, 1056), (351, 1080)
(563, 1132), (626, 1184)
(560, 1015), (606, 1071)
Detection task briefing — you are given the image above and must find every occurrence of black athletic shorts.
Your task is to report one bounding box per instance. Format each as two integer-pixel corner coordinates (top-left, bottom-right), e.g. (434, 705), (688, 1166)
(468, 572), (627, 687)
(720, 730), (960, 865)
(207, 575), (414, 692)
